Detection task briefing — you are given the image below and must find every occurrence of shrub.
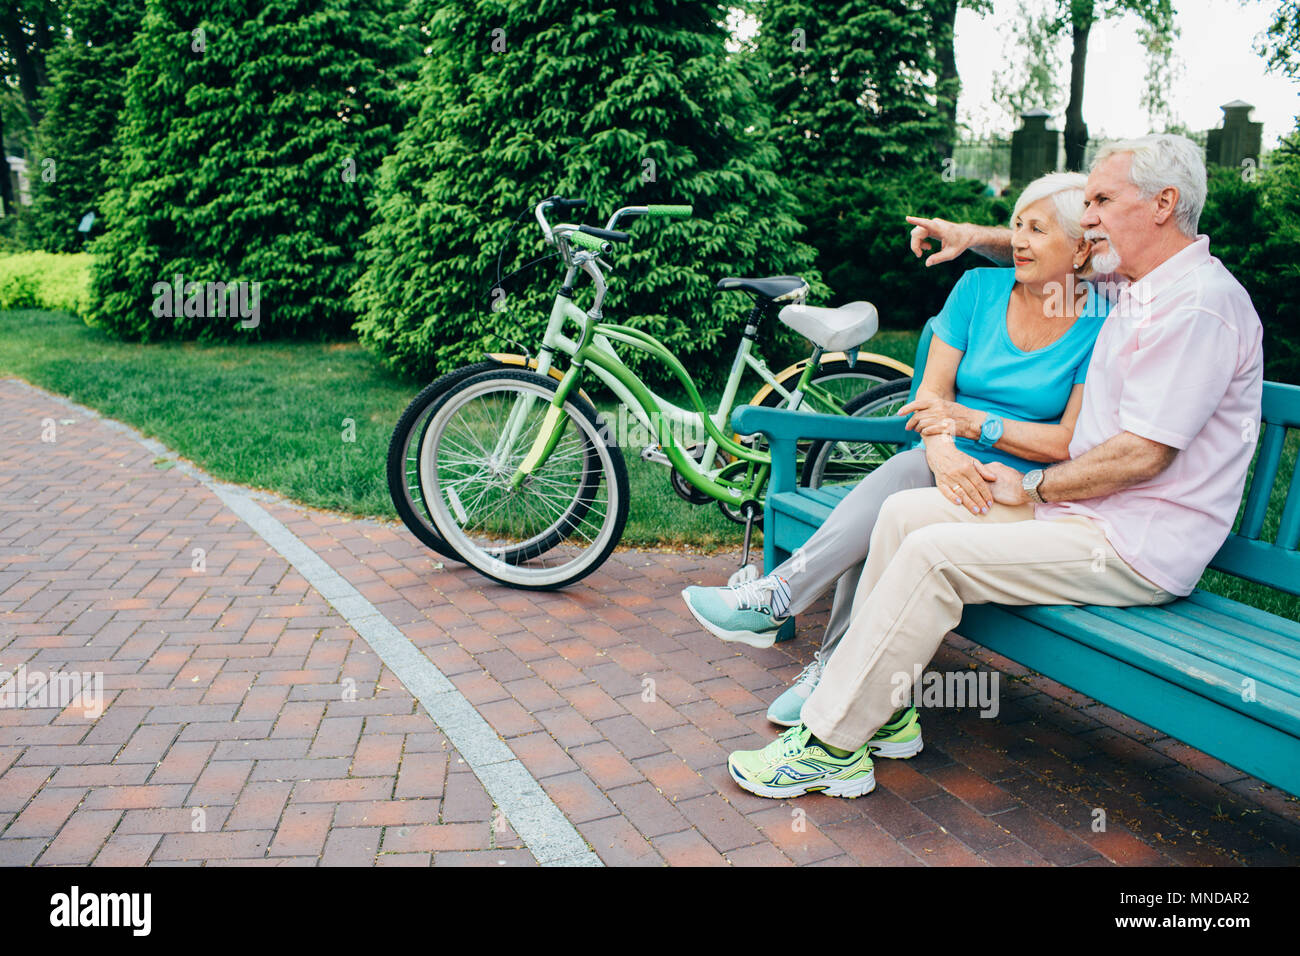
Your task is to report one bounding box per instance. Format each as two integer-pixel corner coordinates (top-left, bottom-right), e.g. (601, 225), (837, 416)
(799, 170), (1012, 328)
(351, 1), (826, 391)
(0, 253), (94, 314)
(84, 0), (419, 342)
(1200, 148), (1300, 385)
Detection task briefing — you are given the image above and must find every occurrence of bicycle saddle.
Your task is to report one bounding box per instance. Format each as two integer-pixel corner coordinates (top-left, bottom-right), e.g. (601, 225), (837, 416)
(778, 301), (879, 352)
(715, 275), (808, 302)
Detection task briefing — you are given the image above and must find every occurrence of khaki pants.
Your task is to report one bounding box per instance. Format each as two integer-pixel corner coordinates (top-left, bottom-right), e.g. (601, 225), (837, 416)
(801, 486), (1174, 751)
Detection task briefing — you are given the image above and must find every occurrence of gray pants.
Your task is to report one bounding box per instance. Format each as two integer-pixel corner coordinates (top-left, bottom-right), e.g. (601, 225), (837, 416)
(771, 444), (935, 656)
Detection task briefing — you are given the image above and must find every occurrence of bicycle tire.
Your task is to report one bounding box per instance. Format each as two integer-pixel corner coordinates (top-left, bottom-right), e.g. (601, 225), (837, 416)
(802, 377), (914, 489)
(387, 360), (504, 558)
(419, 369), (630, 590)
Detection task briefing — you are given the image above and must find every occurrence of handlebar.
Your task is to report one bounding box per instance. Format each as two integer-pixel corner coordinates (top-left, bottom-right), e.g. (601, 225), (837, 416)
(535, 197), (695, 260)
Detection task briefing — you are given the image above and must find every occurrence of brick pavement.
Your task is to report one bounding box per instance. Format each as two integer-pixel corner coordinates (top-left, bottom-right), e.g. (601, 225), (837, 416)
(2, 376), (1298, 866)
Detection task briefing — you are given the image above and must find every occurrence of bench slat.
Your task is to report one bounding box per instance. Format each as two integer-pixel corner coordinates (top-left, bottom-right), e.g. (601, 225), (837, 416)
(1278, 446), (1300, 550)
(1185, 589), (1300, 641)
(1159, 597), (1300, 655)
(1207, 536), (1300, 597)
(1087, 605), (1300, 688)
(1004, 605), (1300, 737)
(1239, 423), (1284, 540)
(959, 605), (1300, 795)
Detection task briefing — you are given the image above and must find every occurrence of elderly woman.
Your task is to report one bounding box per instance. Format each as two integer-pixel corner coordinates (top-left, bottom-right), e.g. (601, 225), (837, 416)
(683, 171), (1106, 736)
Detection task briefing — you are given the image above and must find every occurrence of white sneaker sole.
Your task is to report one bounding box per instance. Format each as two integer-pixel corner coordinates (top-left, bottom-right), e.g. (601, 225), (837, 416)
(869, 731), (924, 759)
(681, 589), (783, 649)
(729, 761), (876, 799)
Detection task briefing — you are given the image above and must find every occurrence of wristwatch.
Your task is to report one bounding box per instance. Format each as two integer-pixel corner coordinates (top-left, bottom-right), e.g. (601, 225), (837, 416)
(1022, 468), (1046, 504)
(978, 413), (1004, 448)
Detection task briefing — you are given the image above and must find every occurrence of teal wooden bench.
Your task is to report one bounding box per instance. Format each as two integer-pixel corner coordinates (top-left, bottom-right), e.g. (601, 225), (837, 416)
(732, 321), (1300, 796)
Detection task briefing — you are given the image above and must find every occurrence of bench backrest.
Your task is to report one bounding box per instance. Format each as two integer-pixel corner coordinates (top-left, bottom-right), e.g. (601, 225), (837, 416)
(1208, 380), (1300, 596)
(898, 319), (934, 452)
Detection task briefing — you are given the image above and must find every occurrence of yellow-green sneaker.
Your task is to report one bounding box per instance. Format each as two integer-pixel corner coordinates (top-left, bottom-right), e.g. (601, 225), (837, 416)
(869, 705), (924, 759)
(727, 724), (875, 799)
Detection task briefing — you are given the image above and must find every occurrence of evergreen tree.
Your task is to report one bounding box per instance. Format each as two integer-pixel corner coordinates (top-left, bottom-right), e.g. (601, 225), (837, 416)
(23, 0), (143, 252)
(85, 0), (419, 340)
(751, 0), (952, 181)
(352, 0), (825, 385)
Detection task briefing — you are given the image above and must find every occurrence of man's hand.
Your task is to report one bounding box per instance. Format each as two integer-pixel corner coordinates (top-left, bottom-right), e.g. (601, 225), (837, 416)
(900, 398), (981, 439)
(906, 216), (977, 267)
(977, 461), (1030, 506)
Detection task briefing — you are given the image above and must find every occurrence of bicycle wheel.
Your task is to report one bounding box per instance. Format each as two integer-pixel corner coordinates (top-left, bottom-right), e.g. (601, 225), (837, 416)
(802, 377), (913, 489)
(420, 369), (630, 590)
(756, 354), (908, 414)
(388, 360), (503, 558)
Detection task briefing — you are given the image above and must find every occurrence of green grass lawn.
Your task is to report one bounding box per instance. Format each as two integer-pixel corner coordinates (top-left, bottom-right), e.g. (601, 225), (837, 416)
(2, 307), (1296, 624)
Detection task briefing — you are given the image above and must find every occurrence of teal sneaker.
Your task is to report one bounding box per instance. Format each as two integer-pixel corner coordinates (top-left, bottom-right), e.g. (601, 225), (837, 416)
(766, 652), (825, 727)
(681, 576), (791, 648)
(727, 724), (875, 799)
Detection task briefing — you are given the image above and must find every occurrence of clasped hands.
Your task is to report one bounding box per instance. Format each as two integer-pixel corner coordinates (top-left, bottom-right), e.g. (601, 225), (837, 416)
(920, 430), (1029, 512)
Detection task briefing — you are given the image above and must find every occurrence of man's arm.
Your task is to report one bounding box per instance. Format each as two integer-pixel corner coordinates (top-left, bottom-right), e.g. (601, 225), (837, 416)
(1037, 431), (1177, 502)
(906, 217), (1014, 267)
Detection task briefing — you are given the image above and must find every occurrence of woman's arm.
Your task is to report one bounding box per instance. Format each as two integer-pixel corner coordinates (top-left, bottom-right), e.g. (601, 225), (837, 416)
(920, 384), (1084, 463)
(910, 334), (963, 403)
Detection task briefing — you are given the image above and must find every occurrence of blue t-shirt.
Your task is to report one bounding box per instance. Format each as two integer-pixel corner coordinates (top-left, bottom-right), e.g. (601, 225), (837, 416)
(929, 268), (1110, 471)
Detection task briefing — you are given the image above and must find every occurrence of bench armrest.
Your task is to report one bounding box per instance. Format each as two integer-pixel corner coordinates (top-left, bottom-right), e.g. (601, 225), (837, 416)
(731, 405), (915, 499)
(730, 404), (912, 445)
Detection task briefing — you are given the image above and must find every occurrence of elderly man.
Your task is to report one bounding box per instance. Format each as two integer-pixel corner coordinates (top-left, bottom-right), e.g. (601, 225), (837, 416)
(727, 134), (1265, 799)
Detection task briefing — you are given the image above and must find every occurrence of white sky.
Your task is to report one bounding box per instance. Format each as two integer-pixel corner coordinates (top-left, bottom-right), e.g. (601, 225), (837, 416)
(956, 0), (1300, 147)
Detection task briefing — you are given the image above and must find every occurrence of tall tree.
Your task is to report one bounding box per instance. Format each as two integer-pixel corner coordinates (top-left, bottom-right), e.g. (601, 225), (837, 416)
(1257, 0), (1300, 80)
(991, 0), (1067, 126)
(86, 0), (419, 340)
(24, 0), (144, 250)
(932, 0), (992, 158)
(753, 0), (953, 181)
(352, 0), (825, 385)
(0, 1), (62, 219)
(0, 2), (59, 126)
(989, 0), (1178, 167)
(1057, 0), (1178, 169)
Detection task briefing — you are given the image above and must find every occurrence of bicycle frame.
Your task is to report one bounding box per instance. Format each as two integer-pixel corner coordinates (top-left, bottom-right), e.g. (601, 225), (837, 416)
(505, 256), (852, 508)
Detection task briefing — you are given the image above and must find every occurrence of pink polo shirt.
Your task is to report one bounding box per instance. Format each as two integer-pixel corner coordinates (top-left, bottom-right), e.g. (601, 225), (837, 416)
(1035, 236), (1263, 596)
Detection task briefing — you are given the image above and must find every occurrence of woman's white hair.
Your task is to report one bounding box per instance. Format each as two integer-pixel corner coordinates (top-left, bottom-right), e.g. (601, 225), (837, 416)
(1011, 171), (1089, 241)
(1091, 134), (1207, 237)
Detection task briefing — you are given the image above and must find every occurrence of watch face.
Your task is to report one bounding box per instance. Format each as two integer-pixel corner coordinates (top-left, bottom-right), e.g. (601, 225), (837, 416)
(982, 416), (1003, 444)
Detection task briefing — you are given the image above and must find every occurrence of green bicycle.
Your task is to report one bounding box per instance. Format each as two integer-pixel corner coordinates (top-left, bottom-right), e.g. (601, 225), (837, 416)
(389, 196), (914, 589)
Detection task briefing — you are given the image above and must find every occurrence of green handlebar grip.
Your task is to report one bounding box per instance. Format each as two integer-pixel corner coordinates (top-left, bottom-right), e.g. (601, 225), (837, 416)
(646, 204), (693, 218)
(567, 230), (608, 252)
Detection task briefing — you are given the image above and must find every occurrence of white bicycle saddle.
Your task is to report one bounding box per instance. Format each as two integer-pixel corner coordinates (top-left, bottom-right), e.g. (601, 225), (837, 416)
(777, 300), (879, 352)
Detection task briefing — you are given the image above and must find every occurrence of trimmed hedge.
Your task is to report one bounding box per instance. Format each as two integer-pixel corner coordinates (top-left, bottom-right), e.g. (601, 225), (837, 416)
(0, 253), (93, 314)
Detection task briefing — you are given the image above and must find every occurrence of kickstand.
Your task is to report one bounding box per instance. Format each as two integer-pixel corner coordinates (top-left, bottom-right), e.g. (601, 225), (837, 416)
(740, 508), (755, 569)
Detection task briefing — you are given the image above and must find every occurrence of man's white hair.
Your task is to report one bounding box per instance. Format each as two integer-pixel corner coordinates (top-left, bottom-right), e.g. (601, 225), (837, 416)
(1091, 134), (1207, 237)
(1011, 171), (1089, 241)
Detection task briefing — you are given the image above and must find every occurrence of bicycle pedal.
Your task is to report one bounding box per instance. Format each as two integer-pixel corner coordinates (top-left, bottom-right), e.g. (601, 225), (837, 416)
(640, 444), (671, 467)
